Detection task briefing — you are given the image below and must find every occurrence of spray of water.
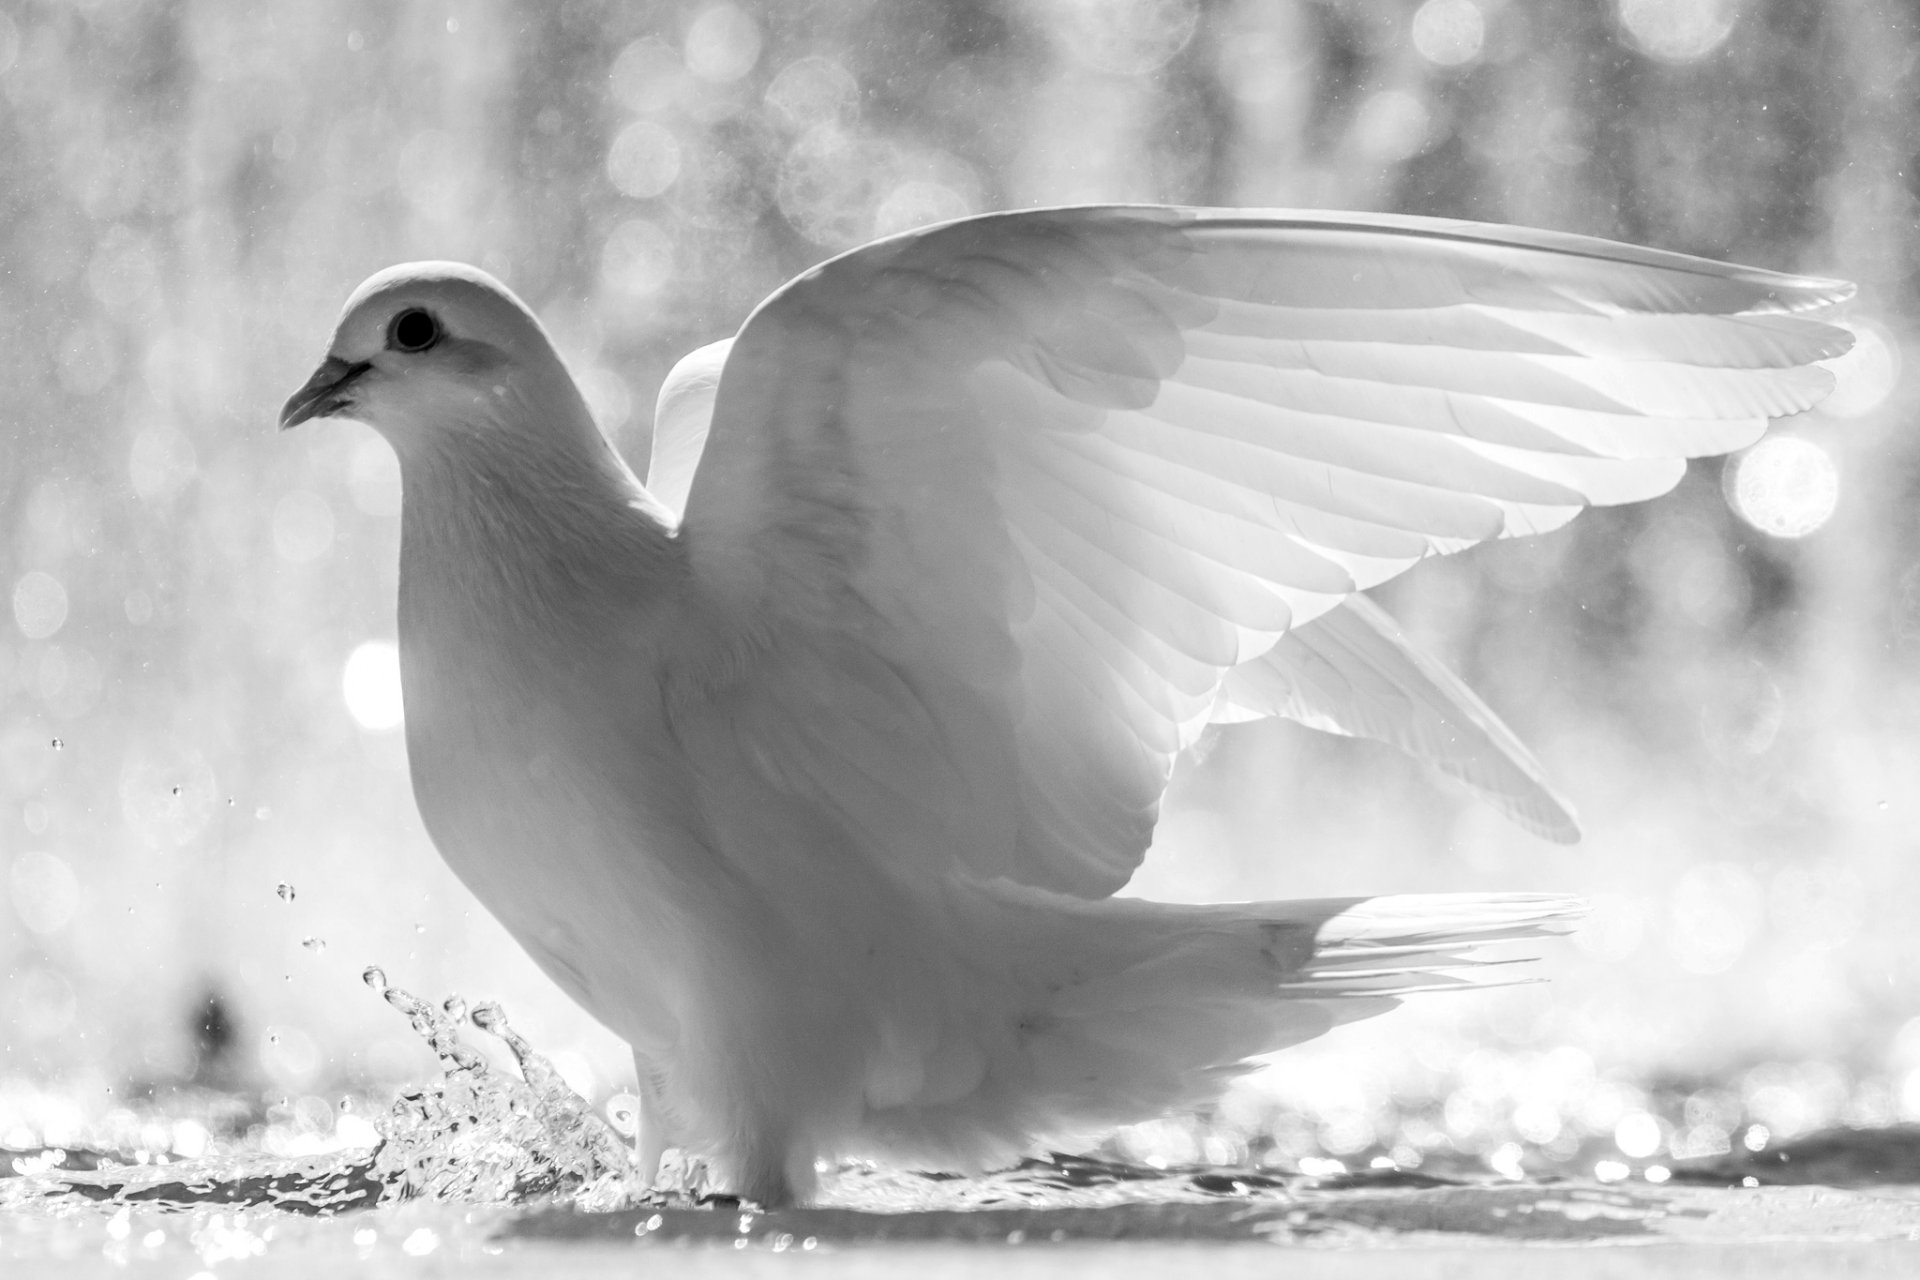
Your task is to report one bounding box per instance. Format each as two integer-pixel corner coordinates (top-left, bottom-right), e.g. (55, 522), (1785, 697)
(2, 969), (641, 1217)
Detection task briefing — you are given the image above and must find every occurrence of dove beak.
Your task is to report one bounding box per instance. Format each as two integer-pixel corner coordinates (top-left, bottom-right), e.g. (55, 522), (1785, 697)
(280, 355), (372, 429)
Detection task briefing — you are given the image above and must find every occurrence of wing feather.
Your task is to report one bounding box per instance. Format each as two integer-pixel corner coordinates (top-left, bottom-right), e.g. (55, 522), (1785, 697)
(1217, 595), (1580, 843)
(672, 206), (1850, 894)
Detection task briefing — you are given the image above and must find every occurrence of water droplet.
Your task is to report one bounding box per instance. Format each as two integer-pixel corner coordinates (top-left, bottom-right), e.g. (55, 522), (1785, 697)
(269, 1033), (280, 1044)
(414, 923), (426, 934)
(443, 994), (467, 1021)
(471, 1001), (505, 1033)
(256, 807), (272, 820)
(49, 738), (63, 750)
(362, 966), (388, 993)
(227, 797), (236, 807)
(302, 936), (326, 954)
(170, 785), (181, 796)
(604, 1093), (645, 1137)
(276, 882), (296, 902)
(104, 1085), (113, 1094)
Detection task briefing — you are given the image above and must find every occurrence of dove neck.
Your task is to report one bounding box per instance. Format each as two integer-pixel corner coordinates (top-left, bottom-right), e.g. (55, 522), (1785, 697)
(396, 424), (678, 629)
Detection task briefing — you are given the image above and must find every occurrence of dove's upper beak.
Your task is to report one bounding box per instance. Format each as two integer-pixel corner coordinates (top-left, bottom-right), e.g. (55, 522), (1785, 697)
(280, 355), (372, 429)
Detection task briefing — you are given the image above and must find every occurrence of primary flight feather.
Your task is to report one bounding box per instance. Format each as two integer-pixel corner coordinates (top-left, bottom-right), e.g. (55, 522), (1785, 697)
(282, 206), (1850, 1206)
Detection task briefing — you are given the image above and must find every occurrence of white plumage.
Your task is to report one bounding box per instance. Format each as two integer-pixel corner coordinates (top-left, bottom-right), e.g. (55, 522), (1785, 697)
(282, 207), (1850, 1205)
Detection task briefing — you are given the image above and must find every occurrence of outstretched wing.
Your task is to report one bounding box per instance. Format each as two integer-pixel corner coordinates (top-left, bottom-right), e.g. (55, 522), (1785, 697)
(651, 333), (1579, 842)
(672, 206), (1850, 896)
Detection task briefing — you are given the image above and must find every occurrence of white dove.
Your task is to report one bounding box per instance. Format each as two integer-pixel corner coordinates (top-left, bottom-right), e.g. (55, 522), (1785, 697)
(282, 207), (1850, 1206)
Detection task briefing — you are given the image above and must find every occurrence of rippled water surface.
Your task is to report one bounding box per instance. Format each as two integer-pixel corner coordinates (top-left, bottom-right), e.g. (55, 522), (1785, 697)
(7, 977), (1920, 1276)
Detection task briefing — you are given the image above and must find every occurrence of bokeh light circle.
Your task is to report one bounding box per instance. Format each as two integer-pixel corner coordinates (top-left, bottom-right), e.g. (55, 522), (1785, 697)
(12, 570), (69, 639)
(1411, 0), (1485, 67)
(1040, 0), (1200, 76)
(343, 641), (405, 732)
(683, 4), (761, 84)
(608, 37), (684, 114)
(1617, 0), (1740, 63)
(1614, 1111), (1662, 1158)
(10, 851), (79, 935)
(607, 121), (682, 199)
(1725, 436), (1839, 539)
(764, 56), (859, 131)
(610, 121), (687, 198)
(776, 127), (892, 248)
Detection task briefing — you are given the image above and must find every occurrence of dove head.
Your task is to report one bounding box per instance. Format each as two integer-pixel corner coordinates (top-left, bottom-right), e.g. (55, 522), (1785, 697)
(281, 262), (606, 466)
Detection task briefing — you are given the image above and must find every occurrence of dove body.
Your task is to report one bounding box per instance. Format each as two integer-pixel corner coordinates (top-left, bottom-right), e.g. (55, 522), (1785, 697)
(391, 437), (1291, 1201)
(365, 345), (1161, 1201)
(370, 338), (916, 1198)
(283, 209), (1850, 1205)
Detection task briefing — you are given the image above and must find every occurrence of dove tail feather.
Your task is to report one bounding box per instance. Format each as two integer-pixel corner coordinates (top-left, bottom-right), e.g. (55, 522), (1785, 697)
(855, 889), (1582, 1172)
(1265, 893), (1583, 999)
(1026, 891), (1581, 1129)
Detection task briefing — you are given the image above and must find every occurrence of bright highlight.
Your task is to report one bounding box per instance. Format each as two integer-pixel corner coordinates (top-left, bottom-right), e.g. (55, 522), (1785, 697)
(342, 640), (405, 731)
(1727, 436), (1839, 539)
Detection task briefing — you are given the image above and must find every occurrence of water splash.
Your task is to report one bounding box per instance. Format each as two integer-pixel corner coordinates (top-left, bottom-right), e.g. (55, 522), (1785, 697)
(2, 972), (637, 1218)
(358, 978), (634, 1209)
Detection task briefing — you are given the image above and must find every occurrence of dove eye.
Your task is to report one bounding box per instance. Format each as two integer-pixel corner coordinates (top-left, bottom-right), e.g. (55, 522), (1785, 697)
(388, 308), (441, 353)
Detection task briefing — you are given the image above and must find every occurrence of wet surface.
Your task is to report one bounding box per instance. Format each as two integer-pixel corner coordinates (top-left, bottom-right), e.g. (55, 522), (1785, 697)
(9, 978), (1920, 1271)
(1670, 1124), (1920, 1188)
(511, 1169), (1688, 1245)
(8, 1141), (1920, 1279)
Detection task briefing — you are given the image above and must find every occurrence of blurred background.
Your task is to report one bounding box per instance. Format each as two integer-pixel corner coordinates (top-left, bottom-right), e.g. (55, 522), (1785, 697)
(0, 0), (1915, 1177)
